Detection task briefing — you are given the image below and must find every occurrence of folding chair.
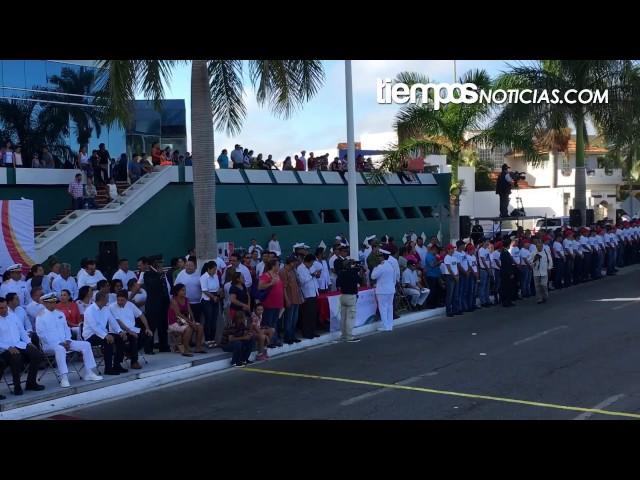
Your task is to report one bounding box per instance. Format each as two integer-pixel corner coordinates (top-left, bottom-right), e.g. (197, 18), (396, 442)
(1, 356), (31, 393)
(79, 322), (105, 375)
(37, 338), (82, 383)
(394, 283), (412, 315)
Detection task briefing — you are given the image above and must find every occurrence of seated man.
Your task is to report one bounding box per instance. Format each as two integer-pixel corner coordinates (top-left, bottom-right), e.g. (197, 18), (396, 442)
(109, 290), (153, 369)
(401, 259), (429, 308)
(25, 286), (45, 329)
(35, 293), (103, 388)
(0, 297), (45, 395)
(82, 291), (128, 376)
(6, 292), (39, 347)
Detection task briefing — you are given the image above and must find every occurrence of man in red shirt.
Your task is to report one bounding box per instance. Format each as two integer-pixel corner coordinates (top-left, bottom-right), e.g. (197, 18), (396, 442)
(257, 259), (284, 347)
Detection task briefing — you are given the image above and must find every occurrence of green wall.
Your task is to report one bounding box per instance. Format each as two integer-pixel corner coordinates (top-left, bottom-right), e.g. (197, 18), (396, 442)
(8, 173), (451, 269)
(0, 186), (70, 226)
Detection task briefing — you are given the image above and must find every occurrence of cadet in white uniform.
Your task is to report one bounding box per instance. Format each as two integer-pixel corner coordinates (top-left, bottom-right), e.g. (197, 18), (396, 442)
(36, 293), (103, 387)
(0, 264), (29, 306)
(402, 259), (428, 308)
(371, 249), (396, 331)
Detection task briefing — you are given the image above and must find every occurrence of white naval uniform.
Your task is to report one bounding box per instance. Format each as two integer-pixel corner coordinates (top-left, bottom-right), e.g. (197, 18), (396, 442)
(36, 308), (97, 376)
(402, 268), (428, 306)
(371, 260), (395, 331)
(0, 279), (29, 306)
(387, 255), (401, 284)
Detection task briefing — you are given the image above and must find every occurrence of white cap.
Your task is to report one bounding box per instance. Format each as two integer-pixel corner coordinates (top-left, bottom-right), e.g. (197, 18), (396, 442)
(292, 242), (304, 250)
(40, 292), (59, 303)
(365, 235), (376, 242)
(5, 263), (22, 272)
(379, 249), (391, 255)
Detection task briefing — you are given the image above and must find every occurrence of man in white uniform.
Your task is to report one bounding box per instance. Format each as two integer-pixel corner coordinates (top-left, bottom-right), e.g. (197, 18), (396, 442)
(402, 259), (428, 308)
(36, 293), (103, 387)
(0, 264), (29, 306)
(111, 258), (138, 286)
(267, 234), (281, 257)
(371, 249), (396, 331)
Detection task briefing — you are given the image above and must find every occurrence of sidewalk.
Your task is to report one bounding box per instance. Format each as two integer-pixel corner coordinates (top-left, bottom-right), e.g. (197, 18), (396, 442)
(0, 307), (446, 419)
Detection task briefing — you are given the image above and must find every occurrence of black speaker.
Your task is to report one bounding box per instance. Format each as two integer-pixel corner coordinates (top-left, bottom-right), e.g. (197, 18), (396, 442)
(569, 209), (582, 227)
(460, 216), (471, 239)
(585, 209), (594, 226)
(97, 241), (119, 279)
(470, 224), (484, 243)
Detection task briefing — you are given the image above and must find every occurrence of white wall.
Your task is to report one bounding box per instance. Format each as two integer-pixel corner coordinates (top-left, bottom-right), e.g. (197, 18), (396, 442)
(15, 168), (81, 185)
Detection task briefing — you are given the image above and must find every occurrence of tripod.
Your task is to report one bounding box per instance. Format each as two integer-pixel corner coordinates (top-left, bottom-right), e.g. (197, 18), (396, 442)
(512, 183), (526, 217)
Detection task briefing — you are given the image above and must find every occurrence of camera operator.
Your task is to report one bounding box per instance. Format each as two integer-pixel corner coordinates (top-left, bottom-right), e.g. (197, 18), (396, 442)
(496, 163), (515, 217)
(336, 259), (364, 343)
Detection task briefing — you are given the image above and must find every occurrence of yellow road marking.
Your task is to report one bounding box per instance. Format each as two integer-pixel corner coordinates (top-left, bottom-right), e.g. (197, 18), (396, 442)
(244, 367), (640, 419)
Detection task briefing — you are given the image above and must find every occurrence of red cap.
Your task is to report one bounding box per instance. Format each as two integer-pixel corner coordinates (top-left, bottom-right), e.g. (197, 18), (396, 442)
(465, 243), (475, 252)
(543, 235), (551, 242)
(494, 241), (504, 249)
(446, 244), (455, 251)
(523, 240), (531, 246)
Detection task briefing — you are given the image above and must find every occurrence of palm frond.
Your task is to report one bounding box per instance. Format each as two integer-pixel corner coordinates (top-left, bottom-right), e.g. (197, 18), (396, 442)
(208, 60), (246, 136)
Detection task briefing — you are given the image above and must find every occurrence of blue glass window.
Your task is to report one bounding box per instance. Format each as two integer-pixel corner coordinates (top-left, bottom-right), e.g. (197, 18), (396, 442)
(2, 60), (26, 97)
(24, 60), (47, 91)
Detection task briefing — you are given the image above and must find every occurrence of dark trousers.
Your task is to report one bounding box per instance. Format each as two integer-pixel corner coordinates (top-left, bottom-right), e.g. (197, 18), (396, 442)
(425, 276), (441, 308)
(445, 275), (459, 315)
(300, 297), (318, 338)
(146, 307), (170, 353)
(564, 256), (574, 287)
(222, 339), (256, 365)
(0, 345), (42, 388)
(124, 332), (148, 363)
(553, 257), (564, 289)
(190, 302), (203, 324)
(71, 197), (84, 210)
(88, 334), (124, 371)
(573, 255), (583, 283)
(499, 193), (510, 217)
(201, 299), (219, 342)
(500, 273), (513, 306)
(263, 308), (280, 344)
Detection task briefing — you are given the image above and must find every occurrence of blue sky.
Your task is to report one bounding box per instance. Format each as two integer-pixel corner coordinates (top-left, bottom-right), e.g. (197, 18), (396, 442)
(158, 60), (517, 161)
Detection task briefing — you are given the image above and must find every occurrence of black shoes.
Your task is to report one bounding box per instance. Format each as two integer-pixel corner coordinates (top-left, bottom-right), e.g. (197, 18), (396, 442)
(13, 387), (23, 396)
(293, 338), (301, 343)
(104, 369), (120, 375)
(25, 383), (45, 392)
(114, 365), (129, 373)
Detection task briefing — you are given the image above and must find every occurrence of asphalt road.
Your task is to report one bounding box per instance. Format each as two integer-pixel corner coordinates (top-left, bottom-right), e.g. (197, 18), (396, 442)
(65, 266), (640, 420)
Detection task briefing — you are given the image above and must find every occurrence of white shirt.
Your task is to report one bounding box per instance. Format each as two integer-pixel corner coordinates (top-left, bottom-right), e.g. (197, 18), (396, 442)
(82, 303), (122, 340)
(129, 288), (147, 313)
(296, 263), (318, 299)
(491, 250), (501, 270)
(509, 246), (521, 265)
(542, 244), (554, 269)
(26, 276), (52, 295)
(175, 270), (202, 304)
(200, 272), (220, 302)
(467, 254), (478, 273)
(415, 245), (428, 266)
(312, 259), (330, 290)
(478, 247), (491, 270)
(0, 312), (30, 351)
(439, 261), (448, 275)
(531, 248), (552, 276)
(76, 300), (93, 316)
(402, 268), (420, 288)
(444, 254), (459, 275)
(553, 241), (565, 258)
(0, 279), (29, 306)
(248, 244), (263, 256)
(237, 264), (252, 289)
(109, 301), (143, 334)
(25, 300), (45, 328)
(519, 247), (531, 266)
(562, 238), (574, 256)
(46, 272), (59, 292)
(10, 306), (31, 333)
(579, 236), (590, 253)
(35, 308), (71, 351)
(77, 269), (107, 289)
(255, 261), (266, 277)
(268, 240), (281, 254)
(52, 275), (79, 301)
(387, 255), (401, 283)
(370, 261), (396, 295)
(112, 269), (137, 286)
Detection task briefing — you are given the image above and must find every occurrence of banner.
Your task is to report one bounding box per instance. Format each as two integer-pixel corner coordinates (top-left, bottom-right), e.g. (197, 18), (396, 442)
(0, 200), (35, 274)
(329, 288), (380, 332)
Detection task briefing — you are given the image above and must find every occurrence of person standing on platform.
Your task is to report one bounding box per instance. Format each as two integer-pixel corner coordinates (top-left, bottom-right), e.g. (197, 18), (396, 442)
(371, 249), (396, 331)
(496, 163), (515, 217)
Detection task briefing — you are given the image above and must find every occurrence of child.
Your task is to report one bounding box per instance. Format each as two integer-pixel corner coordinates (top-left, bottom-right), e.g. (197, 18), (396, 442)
(250, 304), (275, 361)
(221, 310), (256, 367)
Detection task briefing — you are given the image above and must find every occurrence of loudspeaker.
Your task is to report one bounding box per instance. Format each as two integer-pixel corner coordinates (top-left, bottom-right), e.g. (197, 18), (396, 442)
(569, 209), (582, 227)
(97, 241), (119, 280)
(460, 216), (471, 239)
(585, 209), (594, 226)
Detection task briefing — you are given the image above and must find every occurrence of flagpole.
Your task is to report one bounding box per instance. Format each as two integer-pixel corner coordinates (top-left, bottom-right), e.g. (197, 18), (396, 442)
(345, 60), (359, 260)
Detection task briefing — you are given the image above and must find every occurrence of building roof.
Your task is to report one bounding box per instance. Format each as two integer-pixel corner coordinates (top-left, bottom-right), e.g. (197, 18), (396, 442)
(508, 138), (608, 158)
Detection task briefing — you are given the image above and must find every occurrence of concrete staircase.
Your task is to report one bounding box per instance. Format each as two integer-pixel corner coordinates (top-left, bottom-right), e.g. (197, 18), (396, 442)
(33, 167), (179, 263)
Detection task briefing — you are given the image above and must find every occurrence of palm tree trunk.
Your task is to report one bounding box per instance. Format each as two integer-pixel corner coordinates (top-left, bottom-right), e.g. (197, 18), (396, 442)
(574, 110), (587, 224)
(191, 60), (217, 269)
(449, 152), (460, 242)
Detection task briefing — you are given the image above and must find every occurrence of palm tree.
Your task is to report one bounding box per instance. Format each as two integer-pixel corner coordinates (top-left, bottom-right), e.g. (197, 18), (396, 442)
(490, 60), (636, 223)
(46, 66), (103, 148)
(97, 60), (324, 266)
(384, 70), (493, 241)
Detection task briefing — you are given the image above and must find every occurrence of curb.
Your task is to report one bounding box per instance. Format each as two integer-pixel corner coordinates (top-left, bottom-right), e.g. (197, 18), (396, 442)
(1, 307), (446, 420)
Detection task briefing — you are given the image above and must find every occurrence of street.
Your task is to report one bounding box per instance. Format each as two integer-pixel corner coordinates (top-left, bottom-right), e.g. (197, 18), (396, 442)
(64, 267), (640, 420)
